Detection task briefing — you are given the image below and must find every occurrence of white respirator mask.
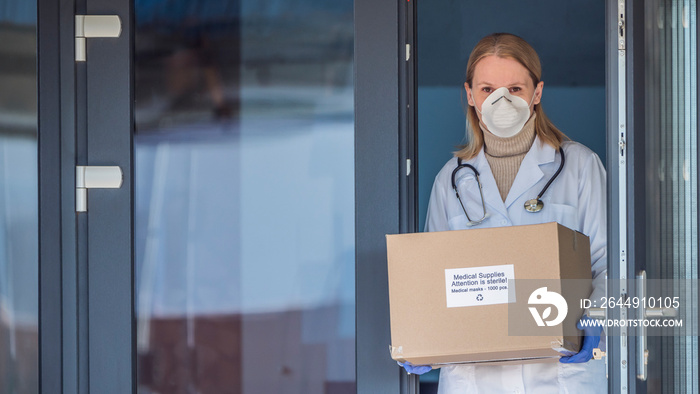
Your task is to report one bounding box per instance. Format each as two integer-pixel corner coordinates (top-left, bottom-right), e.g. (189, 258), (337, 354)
(475, 86), (536, 138)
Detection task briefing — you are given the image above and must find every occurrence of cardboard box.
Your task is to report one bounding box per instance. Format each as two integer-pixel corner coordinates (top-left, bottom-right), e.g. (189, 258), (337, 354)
(386, 222), (592, 366)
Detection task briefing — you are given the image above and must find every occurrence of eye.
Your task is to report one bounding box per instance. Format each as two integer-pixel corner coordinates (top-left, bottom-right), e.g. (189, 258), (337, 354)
(509, 87), (522, 93)
(481, 87), (493, 93)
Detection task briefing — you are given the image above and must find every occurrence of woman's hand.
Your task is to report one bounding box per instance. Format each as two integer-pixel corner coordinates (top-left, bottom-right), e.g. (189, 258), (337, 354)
(559, 316), (603, 363)
(397, 361), (433, 375)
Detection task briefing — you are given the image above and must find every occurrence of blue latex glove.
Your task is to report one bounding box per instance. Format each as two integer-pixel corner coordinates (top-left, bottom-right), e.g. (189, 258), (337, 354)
(397, 361), (432, 375)
(560, 316), (603, 363)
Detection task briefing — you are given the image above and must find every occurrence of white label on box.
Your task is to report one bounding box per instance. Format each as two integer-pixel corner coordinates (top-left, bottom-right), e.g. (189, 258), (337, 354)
(445, 264), (515, 308)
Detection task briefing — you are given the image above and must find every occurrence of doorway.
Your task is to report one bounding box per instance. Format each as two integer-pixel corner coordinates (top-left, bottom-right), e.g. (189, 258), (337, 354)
(416, 3), (606, 389)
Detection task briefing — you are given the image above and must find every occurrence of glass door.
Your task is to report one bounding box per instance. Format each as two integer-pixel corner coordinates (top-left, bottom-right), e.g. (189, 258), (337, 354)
(632, 0), (698, 392)
(29, 0), (459, 389)
(37, 0), (413, 390)
(52, 0), (356, 392)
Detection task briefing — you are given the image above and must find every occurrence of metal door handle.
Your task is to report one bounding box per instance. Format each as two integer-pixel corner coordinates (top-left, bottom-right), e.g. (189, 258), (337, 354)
(635, 270), (678, 381)
(636, 270), (647, 381)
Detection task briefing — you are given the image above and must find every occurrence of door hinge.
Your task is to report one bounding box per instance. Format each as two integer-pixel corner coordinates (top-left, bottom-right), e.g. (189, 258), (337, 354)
(75, 15), (122, 62)
(76, 165), (123, 212)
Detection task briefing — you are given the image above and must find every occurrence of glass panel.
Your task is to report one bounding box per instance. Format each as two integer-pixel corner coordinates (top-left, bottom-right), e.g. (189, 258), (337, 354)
(644, 0), (697, 392)
(0, 2), (38, 393)
(133, 1), (355, 393)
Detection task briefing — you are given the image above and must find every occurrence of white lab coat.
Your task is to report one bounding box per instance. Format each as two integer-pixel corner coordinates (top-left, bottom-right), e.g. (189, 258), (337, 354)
(425, 137), (607, 394)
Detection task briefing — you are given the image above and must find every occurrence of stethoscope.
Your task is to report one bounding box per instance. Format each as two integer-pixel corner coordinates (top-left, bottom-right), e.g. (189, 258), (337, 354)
(451, 147), (566, 226)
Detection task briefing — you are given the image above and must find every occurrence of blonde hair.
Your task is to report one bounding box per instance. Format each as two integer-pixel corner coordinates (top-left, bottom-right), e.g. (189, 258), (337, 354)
(456, 33), (568, 160)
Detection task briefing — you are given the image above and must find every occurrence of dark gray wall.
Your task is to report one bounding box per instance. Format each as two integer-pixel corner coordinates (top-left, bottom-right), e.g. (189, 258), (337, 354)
(417, 0), (605, 87)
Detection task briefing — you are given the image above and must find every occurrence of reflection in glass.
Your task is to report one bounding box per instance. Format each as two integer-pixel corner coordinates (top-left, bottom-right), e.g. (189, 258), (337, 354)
(0, 2), (38, 393)
(644, 0), (697, 392)
(134, 1), (354, 392)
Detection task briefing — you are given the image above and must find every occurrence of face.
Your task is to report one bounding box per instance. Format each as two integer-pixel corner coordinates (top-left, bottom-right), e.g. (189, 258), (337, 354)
(465, 55), (544, 122)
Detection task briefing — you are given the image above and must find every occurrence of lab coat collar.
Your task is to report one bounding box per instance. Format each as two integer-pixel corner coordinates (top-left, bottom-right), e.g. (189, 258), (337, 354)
(504, 135), (556, 208)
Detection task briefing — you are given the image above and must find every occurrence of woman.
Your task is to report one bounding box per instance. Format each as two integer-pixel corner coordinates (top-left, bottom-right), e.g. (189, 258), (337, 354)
(403, 33), (607, 393)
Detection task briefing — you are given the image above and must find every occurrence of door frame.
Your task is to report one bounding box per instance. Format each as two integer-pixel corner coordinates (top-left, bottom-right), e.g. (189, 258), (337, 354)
(39, 0), (135, 392)
(605, 0), (628, 392)
(38, 0), (80, 391)
(355, 0), (417, 392)
(619, 0), (648, 392)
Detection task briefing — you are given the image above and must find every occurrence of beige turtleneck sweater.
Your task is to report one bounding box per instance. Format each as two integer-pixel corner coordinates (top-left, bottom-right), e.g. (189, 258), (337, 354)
(482, 114), (537, 201)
